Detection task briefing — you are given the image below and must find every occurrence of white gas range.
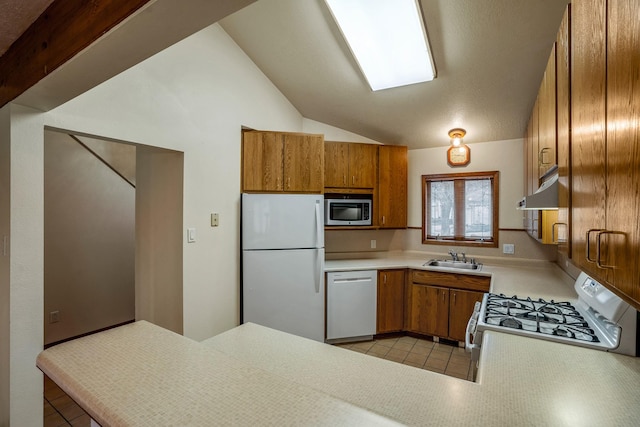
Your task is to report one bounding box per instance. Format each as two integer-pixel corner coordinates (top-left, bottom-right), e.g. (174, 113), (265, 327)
(466, 272), (638, 365)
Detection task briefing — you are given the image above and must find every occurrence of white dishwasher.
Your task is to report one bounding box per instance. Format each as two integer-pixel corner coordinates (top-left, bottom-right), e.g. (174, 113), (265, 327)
(326, 270), (377, 341)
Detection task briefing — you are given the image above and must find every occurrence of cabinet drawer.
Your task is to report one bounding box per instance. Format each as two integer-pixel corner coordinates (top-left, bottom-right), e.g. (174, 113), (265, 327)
(411, 270), (490, 292)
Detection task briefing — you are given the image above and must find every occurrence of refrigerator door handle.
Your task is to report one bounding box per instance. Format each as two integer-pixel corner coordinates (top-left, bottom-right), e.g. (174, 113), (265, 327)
(315, 199), (322, 246)
(315, 249), (322, 293)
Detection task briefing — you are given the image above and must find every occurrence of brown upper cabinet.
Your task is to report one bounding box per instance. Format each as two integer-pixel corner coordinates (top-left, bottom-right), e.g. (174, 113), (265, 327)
(571, 0), (640, 306)
(377, 145), (408, 228)
(242, 130), (324, 193)
(538, 44), (558, 178)
(324, 142), (377, 190)
(556, 6), (571, 256)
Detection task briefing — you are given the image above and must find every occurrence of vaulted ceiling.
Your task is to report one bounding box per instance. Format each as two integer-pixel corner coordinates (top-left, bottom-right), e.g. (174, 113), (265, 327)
(220, 0), (569, 148)
(1, 0), (569, 150)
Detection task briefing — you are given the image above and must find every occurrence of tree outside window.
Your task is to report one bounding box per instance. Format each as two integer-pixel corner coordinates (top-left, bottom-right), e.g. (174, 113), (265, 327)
(422, 171), (499, 247)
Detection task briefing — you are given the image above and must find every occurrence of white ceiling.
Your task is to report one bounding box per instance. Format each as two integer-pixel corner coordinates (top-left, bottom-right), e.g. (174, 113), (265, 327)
(220, 0), (569, 149)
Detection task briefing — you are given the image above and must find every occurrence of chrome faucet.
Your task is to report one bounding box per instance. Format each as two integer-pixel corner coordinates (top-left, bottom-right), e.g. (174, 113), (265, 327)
(461, 252), (467, 263)
(448, 250), (458, 262)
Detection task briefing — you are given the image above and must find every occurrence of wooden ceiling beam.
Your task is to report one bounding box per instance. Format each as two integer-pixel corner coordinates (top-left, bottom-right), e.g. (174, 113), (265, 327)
(0, 0), (151, 109)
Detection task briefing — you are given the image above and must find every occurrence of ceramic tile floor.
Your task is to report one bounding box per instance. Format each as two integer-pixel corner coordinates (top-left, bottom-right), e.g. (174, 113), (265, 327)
(44, 375), (91, 427)
(336, 335), (475, 381)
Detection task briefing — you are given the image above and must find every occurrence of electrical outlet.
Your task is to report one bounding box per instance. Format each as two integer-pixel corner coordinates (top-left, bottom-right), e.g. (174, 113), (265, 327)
(49, 311), (60, 323)
(370, 239), (377, 249)
(503, 244), (515, 254)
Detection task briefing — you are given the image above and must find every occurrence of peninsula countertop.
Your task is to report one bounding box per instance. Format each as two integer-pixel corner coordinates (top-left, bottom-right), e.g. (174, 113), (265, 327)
(36, 254), (640, 426)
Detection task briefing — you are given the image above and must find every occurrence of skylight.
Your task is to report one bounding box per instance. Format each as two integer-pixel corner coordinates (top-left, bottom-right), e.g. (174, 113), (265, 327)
(325, 0), (436, 91)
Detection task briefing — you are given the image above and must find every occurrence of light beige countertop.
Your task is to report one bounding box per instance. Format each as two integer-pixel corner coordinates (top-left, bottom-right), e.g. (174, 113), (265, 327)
(325, 251), (578, 300)
(205, 322), (640, 426)
(36, 321), (401, 427)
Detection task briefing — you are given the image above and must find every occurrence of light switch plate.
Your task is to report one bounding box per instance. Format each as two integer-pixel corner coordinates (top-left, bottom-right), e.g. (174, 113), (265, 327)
(503, 243), (515, 254)
(211, 213), (219, 227)
(187, 228), (196, 243)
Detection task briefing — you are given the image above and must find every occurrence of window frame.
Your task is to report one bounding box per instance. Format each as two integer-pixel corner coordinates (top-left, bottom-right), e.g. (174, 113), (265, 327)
(421, 171), (499, 248)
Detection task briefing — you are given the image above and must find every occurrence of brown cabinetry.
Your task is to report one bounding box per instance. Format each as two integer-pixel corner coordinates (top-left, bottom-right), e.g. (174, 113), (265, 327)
(324, 142), (377, 190)
(407, 270), (490, 341)
(571, 0), (640, 305)
(376, 269), (405, 334)
(556, 6), (571, 256)
(377, 145), (408, 228)
(242, 130), (324, 193)
(538, 44), (558, 178)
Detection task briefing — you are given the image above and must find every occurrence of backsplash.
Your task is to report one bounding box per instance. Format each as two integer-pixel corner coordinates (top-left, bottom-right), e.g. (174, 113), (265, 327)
(325, 228), (557, 262)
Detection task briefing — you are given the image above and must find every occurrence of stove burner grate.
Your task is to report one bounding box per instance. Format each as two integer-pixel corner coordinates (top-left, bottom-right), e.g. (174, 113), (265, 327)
(483, 293), (600, 343)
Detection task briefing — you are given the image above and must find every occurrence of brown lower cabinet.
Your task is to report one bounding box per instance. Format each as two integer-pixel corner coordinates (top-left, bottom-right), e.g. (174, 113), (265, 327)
(407, 270), (490, 342)
(376, 269), (405, 334)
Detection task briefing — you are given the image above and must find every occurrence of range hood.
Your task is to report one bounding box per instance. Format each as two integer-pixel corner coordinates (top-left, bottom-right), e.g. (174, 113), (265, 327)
(517, 171), (559, 210)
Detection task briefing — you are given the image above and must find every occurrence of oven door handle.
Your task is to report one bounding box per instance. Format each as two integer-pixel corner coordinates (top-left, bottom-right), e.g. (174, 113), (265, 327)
(465, 301), (482, 353)
(465, 316), (477, 352)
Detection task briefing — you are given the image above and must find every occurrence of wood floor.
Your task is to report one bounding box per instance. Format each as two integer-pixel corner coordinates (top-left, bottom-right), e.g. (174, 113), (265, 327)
(43, 335), (472, 425)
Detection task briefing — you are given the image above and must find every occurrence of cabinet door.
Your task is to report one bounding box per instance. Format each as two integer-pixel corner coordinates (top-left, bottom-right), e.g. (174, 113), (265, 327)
(324, 142), (350, 188)
(242, 131), (283, 192)
(605, 0), (640, 302)
(556, 6), (571, 256)
(571, 0), (608, 282)
(376, 270), (405, 334)
(538, 44), (557, 178)
(408, 284), (448, 337)
(526, 99), (541, 240)
(378, 145), (407, 228)
(348, 144), (377, 188)
(283, 133), (324, 192)
(448, 289), (484, 342)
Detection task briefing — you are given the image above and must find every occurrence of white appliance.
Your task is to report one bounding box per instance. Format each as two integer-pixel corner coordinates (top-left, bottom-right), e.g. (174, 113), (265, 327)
(326, 270), (377, 341)
(242, 193), (325, 342)
(466, 272), (638, 367)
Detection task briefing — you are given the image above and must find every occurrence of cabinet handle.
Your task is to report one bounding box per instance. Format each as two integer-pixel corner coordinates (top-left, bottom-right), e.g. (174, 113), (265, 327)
(383, 273), (387, 285)
(452, 291), (456, 305)
(287, 177), (290, 189)
(352, 176), (355, 185)
(538, 147), (551, 166)
(596, 230), (623, 269)
(442, 290), (445, 302)
(343, 175), (346, 185)
(551, 222), (566, 244)
(382, 216), (386, 225)
(586, 229), (604, 263)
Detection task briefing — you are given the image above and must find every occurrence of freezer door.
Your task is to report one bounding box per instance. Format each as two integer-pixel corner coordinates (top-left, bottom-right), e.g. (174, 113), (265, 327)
(242, 193), (324, 250)
(243, 248), (325, 342)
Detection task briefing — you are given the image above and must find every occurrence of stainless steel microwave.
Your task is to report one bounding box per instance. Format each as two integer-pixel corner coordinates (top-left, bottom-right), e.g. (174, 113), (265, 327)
(324, 199), (372, 226)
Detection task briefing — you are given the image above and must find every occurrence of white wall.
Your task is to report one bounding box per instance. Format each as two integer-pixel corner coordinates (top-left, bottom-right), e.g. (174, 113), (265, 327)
(408, 138), (525, 229)
(45, 23), (305, 341)
(0, 102), (10, 427)
(2, 104), (45, 427)
(303, 118), (382, 144)
(44, 131), (136, 345)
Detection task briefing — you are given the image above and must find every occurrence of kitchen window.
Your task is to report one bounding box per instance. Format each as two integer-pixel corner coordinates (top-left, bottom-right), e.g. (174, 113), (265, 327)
(422, 171), (499, 247)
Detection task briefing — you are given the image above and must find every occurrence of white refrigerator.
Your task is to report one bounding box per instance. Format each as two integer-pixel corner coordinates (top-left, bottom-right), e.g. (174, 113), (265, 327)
(241, 193), (325, 342)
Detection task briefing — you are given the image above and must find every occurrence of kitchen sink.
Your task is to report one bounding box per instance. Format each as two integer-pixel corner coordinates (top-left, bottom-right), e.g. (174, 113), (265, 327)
(424, 259), (482, 271)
